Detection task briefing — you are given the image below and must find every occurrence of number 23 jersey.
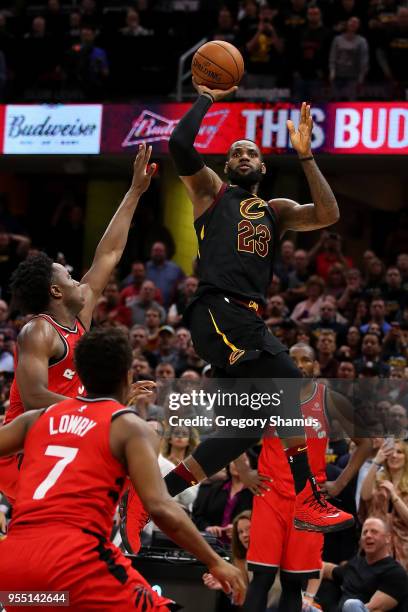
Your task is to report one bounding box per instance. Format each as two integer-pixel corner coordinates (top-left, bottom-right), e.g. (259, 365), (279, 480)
(194, 183), (280, 305)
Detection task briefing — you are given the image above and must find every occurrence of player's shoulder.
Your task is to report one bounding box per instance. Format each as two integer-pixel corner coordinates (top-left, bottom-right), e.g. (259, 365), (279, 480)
(18, 316), (58, 344)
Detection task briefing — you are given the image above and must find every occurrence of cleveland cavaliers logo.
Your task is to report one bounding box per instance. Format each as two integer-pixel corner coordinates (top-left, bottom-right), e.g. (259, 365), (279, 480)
(240, 197), (267, 220)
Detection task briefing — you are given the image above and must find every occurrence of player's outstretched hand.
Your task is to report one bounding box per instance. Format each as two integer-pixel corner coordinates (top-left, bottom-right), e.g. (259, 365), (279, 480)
(287, 102), (313, 158)
(192, 77), (238, 102)
(207, 559), (247, 606)
(130, 143), (157, 195)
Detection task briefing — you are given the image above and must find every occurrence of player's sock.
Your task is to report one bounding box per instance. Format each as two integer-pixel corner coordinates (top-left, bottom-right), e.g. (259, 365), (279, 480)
(279, 572), (303, 612)
(164, 462), (198, 497)
(285, 445), (311, 494)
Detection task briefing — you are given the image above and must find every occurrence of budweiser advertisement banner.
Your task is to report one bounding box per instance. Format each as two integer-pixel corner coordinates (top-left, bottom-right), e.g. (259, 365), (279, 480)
(0, 102), (406, 155)
(3, 104), (103, 154)
(101, 102), (408, 155)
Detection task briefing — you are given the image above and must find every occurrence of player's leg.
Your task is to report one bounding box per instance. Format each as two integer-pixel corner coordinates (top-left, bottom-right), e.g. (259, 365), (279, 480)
(278, 572), (304, 612)
(243, 570), (278, 612)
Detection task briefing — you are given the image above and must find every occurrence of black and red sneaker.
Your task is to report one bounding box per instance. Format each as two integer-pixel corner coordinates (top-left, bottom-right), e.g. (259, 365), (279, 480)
(294, 478), (354, 533)
(119, 483), (150, 554)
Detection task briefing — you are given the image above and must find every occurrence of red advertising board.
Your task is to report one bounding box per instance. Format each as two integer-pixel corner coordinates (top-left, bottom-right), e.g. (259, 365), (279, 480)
(101, 102), (408, 156)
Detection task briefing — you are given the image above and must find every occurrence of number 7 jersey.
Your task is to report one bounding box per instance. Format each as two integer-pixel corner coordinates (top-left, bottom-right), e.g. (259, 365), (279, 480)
(194, 183), (280, 305)
(10, 397), (131, 538)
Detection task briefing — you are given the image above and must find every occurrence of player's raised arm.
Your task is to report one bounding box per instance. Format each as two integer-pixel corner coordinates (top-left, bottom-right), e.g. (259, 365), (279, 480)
(168, 80), (236, 220)
(112, 413), (246, 606)
(15, 319), (69, 411)
(78, 144), (156, 329)
(0, 410), (42, 456)
(270, 102), (340, 235)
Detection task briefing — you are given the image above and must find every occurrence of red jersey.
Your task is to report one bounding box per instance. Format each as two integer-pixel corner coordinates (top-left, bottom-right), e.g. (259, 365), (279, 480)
(259, 382), (329, 499)
(6, 314), (86, 424)
(11, 397), (131, 537)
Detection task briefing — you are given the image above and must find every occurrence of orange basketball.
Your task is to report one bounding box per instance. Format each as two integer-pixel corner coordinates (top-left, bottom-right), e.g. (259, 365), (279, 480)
(191, 41), (244, 91)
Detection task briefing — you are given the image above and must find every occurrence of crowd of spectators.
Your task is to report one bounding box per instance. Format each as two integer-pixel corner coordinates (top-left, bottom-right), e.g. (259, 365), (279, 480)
(0, 0), (407, 101)
(0, 221), (407, 609)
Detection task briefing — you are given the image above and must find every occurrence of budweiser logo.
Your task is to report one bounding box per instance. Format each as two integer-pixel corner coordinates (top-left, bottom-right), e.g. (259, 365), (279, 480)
(7, 114), (97, 139)
(122, 108), (230, 149)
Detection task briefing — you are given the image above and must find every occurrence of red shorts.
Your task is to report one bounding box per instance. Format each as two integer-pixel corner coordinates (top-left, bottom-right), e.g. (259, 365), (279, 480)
(247, 489), (323, 577)
(0, 525), (175, 611)
(0, 454), (19, 505)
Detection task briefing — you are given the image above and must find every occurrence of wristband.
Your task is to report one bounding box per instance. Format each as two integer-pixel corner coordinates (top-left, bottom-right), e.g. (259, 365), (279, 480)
(303, 591), (315, 600)
(201, 92), (215, 103)
(299, 156), (314, 162)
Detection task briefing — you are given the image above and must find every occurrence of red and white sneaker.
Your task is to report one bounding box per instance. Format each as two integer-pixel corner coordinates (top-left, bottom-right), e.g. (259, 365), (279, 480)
(119, 482), (150, 554)
(294, 478), (354, 533)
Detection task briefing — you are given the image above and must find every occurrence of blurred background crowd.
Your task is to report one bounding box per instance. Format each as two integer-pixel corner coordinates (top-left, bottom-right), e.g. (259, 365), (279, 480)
(0, 0), (406, 101)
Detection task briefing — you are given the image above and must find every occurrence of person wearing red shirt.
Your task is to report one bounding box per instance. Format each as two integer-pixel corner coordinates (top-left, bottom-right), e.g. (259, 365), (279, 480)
(0, 328), (246, 611)
(308, 231), (353, 281)
(0, 144), (156, 505)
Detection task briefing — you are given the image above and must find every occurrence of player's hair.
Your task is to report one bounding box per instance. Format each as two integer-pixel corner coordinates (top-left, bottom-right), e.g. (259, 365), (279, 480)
(74, 328), (132, 395)
(290, 342), (316, 360)
(10, 252), (54, 314)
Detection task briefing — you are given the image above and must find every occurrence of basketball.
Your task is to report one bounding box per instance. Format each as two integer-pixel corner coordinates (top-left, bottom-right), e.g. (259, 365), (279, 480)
(191, 41), (244, 90)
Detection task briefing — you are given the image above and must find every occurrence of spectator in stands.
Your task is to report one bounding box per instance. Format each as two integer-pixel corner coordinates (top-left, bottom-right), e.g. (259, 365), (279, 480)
(153, 325), (181, 371)
(132, 387), (164, 421)
(383, 266), (406, 320)
(66, 11), (82, 47)
(364, 257), (385, 299)
(338, 268), (364, 322)
(286, 248), (309, 306)
(325, 263), (347, 300)
(79, 0), (100, 28)
(193, 455), (253, 544)
(355, 332), (390, 377)
(132, 356), (152, 379)
(308, 231), (352, 281)
(203, 510), (252, 595)
(212, 6), (237, 43)
(397, 253), (408, 290)
(316, 329), (339, 377)
(21, 16), (62, 96)
(360, 298), (391, 335)
(329, 16), (369, 100)
(45, 0), (66, 38)
(130, 280), (165, 326)
(388, 404), (408, 439)
(173, 327), (191, 374)
(167, 275), (198, 327)
(360, 440), (408, 570)
(0, 229), (30, 296)
(322, 517), (408, 610)
(129, 324), (156, 365)
(292, 6), (331, 101)
(311, 299), (347, 338)
(381, 323), (408, 369)
(238, 3), (284, 88)
(273, 240), (295, 291)
(337, 360), (356, 379)
(93, 281), (132, 328)
(120, 262), (162, 307)
(278, 0), (307, 57)
(331, 0), (362, 33)
(0, 332), (13, 374)
(120, 9), (153, 37)
(338, 325), (361, 360)
(265, 295), (289, 328)
(145, 305), (163, 351)
(146, 242), (185, 309)
(66, 26), (109, 100)
(162, 425), (200, 466)
(291, 275), (325, 324)
(377, 7), (408, 99)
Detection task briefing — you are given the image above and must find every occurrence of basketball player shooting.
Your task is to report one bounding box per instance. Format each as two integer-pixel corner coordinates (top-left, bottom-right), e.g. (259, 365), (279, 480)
(160, 81), (354, 534)
(0, 144), (156, 506)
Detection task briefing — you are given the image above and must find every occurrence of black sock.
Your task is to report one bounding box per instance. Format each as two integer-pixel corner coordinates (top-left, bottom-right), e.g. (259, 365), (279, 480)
(286, 446), (312, 494)
(164, 462), (197, 497)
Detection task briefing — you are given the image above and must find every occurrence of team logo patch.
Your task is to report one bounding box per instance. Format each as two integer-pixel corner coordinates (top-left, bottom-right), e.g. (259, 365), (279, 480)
(229, 349), (246, 365)
(240, 197), (266, 220)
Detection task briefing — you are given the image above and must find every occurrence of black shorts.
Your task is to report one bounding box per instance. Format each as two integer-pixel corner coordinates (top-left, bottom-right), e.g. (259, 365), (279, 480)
(186, 293), (287, 372)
